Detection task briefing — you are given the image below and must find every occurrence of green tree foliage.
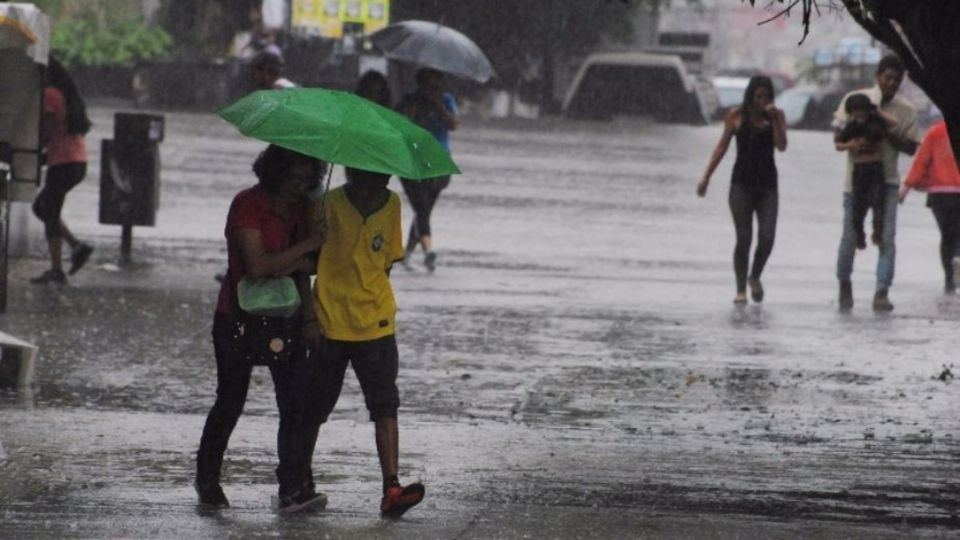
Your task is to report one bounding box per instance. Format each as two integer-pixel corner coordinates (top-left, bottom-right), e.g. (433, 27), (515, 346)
(34, 0), (172, 67)
(155, 0), (258, 59)
(51, 18), (172, 67)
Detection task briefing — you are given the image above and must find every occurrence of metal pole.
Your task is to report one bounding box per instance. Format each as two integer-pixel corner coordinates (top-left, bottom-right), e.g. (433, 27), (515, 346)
(120, 223), (132, 265)
(0, 164), (9, 313)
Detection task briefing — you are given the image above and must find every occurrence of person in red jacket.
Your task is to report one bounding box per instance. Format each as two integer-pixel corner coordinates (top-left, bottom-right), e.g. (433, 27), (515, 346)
(899, 117), (960, 292)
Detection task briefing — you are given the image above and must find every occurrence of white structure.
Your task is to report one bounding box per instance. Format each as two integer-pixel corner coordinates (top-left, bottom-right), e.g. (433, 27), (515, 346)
(0, 330), (38, 389)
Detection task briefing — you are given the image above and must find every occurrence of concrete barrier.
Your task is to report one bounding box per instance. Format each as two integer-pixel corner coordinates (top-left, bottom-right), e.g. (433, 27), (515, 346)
(0, 330), (37, 389)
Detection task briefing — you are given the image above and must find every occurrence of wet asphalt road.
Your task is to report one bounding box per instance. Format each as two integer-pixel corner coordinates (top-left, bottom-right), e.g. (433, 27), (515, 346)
(1, 107), (959, 538)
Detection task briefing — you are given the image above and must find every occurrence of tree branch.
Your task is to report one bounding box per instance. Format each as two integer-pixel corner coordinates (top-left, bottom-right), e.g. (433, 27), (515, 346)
(840, 1), (933, 92)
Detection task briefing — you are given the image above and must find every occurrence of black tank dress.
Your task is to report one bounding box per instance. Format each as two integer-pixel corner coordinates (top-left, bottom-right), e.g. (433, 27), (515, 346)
(731, 118), (777, 192)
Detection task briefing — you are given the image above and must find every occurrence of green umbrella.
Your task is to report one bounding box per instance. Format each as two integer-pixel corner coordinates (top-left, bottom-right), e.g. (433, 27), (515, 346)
(218, 88), (460, 180)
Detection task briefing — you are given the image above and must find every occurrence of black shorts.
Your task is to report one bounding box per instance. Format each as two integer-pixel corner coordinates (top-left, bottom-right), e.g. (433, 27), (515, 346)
(32, 162), (87, 230)
(313, 334), (400, 422)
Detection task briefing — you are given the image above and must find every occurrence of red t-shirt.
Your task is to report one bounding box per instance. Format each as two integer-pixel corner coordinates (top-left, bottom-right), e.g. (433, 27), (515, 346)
(44, 87), (87, 166)
(215, 185), (309, 314)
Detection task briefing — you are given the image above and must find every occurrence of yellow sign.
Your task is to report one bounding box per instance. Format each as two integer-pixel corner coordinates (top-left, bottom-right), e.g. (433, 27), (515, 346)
(292, 0), (389, 39)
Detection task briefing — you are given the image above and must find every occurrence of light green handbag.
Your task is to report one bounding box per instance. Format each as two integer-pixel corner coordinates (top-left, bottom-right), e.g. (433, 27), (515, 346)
(237, 276), (301, 318)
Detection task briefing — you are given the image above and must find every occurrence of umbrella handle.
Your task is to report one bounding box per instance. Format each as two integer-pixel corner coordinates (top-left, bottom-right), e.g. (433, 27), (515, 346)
(312, 164), (334, 230)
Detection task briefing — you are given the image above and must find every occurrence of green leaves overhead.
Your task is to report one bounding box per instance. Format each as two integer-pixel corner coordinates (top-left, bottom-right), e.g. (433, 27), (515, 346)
(51, 17), (172, 67)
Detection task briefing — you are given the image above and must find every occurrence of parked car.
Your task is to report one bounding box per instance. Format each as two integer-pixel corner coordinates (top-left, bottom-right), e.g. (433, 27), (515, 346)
(776, 83), (847, 131)
(563, 51), (717, 124)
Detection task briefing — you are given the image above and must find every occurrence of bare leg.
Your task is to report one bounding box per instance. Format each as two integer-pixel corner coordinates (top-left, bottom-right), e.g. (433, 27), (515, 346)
(48, 236), (63, 272)
(405, 221), (420, 254)
(59, 220), (79, 249)
(374, 417), (399, 490)
(419, 235), (432, 253)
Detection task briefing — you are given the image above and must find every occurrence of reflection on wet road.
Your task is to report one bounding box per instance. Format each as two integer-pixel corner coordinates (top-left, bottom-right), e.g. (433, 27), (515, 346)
(1, 110), (958, 537)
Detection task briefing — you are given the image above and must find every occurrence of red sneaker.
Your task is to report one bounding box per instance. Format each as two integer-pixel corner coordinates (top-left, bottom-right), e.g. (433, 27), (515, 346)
(380, 482), (425, 519)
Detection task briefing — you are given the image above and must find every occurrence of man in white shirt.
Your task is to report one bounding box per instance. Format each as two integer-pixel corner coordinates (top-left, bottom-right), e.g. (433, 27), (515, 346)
(833, 54), (920, 312)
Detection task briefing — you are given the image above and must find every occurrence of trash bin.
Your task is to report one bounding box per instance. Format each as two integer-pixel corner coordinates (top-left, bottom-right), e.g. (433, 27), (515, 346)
(99, 112), (163, 227)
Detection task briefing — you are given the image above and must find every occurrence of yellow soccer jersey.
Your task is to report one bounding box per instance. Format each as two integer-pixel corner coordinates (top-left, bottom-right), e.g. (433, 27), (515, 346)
(311, 186), (405, 341)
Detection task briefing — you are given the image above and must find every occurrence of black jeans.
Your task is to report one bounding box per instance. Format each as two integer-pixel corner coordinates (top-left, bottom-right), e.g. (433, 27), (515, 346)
(196, 313), (310, 496)
(929, 194), (960, 287)
(401, 176), (450, 249)
(729, 183), (778, 292)
(851, 162), (885, 248)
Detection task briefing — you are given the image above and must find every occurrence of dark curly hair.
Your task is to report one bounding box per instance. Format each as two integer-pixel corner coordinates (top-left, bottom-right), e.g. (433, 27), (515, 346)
(252, 144), (327, 194)
(876, 54), (905, 76)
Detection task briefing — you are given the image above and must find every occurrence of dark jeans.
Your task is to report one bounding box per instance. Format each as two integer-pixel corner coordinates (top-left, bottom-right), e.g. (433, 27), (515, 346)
(401, 176), (449, 249)
(929, 194), (960, 287)
(728, 183), (778, 292)
(32, 162), (86, 239)
(196, 313), (311, 496)
(851, 162), (885, 247)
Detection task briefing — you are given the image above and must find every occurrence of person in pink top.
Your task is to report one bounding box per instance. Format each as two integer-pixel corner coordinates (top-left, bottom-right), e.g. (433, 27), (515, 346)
(30, 57), (94, 284)
(899, 117), (960, 292)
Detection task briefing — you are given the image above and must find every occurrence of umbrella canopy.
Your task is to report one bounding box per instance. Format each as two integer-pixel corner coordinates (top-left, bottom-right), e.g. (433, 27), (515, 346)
(218, 88), (460, 180)
(369, 20), (495, 84)
(0, 3), (50, 65)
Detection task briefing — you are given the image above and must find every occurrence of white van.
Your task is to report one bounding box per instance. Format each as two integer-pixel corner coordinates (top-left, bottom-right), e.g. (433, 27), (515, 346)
(563, 51), (717, 124)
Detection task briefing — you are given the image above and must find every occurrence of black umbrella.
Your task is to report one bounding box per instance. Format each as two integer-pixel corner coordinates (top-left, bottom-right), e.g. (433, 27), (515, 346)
(369, 20), (496, 83)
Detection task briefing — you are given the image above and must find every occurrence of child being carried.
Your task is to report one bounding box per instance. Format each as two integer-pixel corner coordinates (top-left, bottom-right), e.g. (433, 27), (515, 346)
(836, 93), (897, 249)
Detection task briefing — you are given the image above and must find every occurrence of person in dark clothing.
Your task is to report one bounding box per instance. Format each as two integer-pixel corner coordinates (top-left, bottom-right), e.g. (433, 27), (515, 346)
(835, 93), (896, 249)
(698, 75), (788, 304)
(395, 68), (459, 272)
(195, 145), (327, 513)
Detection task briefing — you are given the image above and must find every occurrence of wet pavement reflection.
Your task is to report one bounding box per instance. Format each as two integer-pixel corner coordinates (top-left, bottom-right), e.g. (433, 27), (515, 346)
(0, 109), (958, 538)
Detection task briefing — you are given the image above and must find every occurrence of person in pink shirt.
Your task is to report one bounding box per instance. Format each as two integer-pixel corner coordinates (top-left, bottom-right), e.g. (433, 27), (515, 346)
(30, 57), (94, 284)
(899, 117), (960, 292)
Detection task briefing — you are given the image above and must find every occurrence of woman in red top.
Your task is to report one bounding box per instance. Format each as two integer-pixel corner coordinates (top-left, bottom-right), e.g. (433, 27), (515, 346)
(899, 118), (960, 292)
(30, 57), (95, 284)
(195, 145), (327, 512)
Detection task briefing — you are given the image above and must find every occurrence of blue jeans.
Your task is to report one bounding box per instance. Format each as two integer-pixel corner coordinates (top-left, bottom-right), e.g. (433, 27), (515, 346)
(836, 185), (898, 290)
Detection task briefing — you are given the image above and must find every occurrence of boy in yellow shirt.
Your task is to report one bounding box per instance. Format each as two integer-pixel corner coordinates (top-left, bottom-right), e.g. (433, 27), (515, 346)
(303, 167), (425, 518)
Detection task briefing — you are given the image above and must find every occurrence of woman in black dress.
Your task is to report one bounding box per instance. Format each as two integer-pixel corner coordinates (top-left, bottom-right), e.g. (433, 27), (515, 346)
(698, 76), (788, 304)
